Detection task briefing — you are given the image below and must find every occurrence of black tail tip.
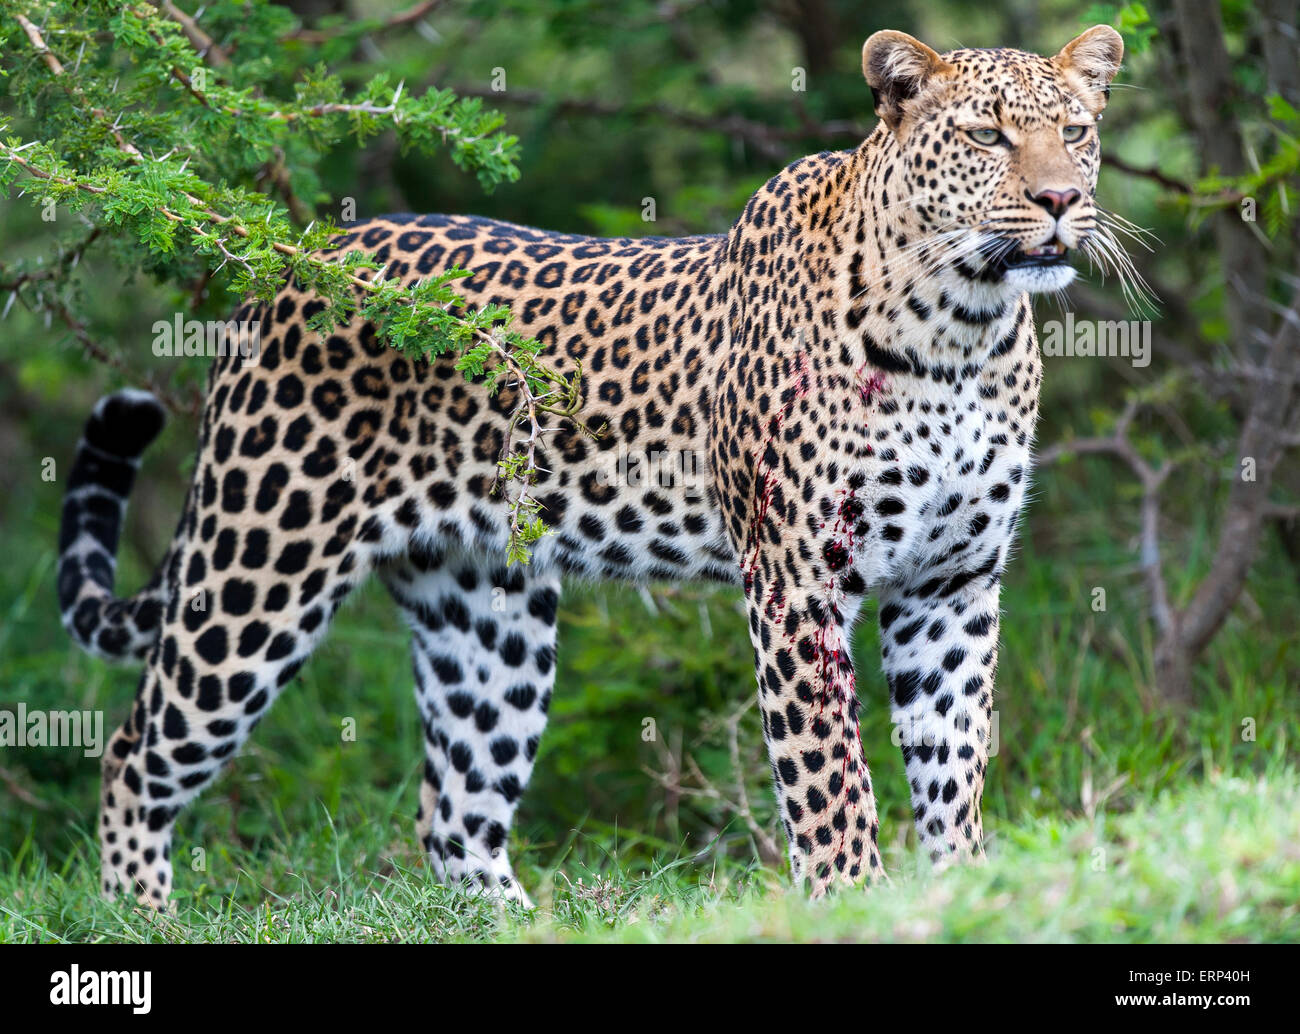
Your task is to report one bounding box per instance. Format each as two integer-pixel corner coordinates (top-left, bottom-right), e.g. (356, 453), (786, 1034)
(85, 389), (167, 458)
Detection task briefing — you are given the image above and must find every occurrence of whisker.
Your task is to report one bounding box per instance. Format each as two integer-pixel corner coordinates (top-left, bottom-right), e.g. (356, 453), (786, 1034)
(1079, 227), (1160, 317)
(1095, 206), (1160, 251)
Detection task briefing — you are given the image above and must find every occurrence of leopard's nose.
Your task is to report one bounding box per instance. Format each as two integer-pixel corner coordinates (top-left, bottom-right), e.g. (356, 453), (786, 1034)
(1026, 187), (1082, 218)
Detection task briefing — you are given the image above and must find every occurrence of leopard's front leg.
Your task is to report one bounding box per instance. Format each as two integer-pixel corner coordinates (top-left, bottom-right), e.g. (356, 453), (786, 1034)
(877, 576), (1002, 865)
(743, 553), (882, 895)
(713, 341), (886, 894)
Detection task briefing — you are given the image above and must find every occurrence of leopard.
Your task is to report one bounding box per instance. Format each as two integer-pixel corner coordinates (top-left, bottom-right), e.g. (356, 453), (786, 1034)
(55, 26), (1124, 907)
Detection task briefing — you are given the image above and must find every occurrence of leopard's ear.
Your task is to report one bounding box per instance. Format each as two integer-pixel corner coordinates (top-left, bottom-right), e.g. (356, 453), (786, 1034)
(1054, 25), (1123, 113)
(862, 30), (954, 130)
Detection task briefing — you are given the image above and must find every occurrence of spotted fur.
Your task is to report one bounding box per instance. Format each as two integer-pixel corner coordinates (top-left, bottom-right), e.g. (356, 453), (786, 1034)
(57, 27), (1123, 906)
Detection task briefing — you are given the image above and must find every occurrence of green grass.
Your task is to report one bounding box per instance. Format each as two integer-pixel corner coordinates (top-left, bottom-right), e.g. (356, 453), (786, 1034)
(3, 770), (1297, 942)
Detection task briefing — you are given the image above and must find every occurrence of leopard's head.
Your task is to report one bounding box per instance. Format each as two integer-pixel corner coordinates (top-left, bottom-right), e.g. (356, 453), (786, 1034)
(863, 26), (1126, 299)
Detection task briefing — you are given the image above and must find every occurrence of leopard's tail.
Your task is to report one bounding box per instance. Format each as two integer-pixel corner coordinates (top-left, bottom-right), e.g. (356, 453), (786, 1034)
(57, 389), (171, 664)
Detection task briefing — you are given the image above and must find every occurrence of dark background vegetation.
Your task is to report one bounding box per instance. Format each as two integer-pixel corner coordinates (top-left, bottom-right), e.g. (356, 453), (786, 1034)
(0, 0), (1297, 940)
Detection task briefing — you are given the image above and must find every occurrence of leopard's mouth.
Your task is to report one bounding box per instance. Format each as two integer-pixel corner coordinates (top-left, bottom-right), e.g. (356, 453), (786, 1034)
(993, 239), (1070, 270)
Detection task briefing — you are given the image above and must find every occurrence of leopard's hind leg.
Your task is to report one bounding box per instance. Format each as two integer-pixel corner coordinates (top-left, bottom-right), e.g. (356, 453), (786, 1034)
(382, 548), (559, 906)
(98, 501), (378, 908)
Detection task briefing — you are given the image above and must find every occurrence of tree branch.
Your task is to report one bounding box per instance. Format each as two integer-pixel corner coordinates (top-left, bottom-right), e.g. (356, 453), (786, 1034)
(152, 0), (230, 67)
(1101, 153), (1244, 204)
(283, 1), (444, 45)
(446, 85), (870, 160)
(1037, 398), (1175, 632)
(1181, 294), (1300, 653)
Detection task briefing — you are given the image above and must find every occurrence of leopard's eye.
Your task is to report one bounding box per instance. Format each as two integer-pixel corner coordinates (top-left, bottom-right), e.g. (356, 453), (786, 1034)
(1062, 124), (1089, 143)
(967, 128), (1004, 146)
